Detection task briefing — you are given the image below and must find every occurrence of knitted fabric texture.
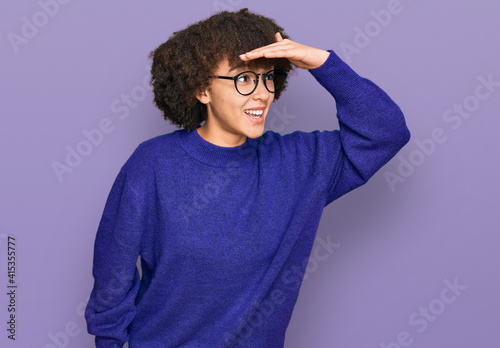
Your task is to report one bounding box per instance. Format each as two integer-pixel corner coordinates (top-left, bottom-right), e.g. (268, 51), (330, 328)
(85, 49), (411, 348)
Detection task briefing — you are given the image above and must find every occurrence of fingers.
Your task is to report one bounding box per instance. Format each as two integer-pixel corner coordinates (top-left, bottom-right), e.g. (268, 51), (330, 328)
(239, 41), (297, 61)
(238, 33), (327, 70)
(240, 32), (289, 61)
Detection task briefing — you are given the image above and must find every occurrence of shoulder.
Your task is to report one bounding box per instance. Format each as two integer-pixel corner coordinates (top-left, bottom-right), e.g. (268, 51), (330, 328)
(258, 128), (340, 150)
(137, 129), (183, 152)
(253, 129), (341, 167)
(122, 128), (184, 174)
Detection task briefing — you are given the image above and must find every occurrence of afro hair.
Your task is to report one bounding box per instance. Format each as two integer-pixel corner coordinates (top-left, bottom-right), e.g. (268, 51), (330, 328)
(148, 8), (295, 131)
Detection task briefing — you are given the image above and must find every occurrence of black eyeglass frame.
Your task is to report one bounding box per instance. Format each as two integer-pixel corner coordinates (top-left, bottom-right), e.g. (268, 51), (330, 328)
(210, 69), (288, 96)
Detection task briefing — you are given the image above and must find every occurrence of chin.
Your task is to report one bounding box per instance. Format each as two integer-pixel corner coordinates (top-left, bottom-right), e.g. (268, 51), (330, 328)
(246, 127), (265, 139)
(247, 133), (262, 139)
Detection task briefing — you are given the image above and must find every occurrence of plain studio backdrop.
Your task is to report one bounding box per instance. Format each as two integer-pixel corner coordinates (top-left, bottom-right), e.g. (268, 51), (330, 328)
(1, 0), (499, 347)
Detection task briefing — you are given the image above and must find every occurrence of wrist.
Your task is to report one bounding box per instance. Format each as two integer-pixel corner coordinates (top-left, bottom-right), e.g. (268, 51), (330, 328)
(309, 50), (332, 70)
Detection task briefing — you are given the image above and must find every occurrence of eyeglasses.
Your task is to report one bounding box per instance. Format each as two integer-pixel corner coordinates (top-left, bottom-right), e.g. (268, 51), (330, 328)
(210, 69), (288, 96)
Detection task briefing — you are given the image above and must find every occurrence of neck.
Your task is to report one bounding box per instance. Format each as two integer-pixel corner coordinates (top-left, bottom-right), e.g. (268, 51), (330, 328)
(196, 121), (247, 147)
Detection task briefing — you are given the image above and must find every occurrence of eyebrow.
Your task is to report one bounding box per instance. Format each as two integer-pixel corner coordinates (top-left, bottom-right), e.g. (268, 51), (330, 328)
(229, 63), (274, 73)
(229, 63), (246, 73)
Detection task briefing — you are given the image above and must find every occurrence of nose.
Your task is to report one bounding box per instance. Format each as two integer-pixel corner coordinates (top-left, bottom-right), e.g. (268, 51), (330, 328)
(252, 76), (271, 101)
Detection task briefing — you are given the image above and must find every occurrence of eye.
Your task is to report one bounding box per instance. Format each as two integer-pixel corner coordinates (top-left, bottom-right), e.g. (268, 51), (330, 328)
(236, 73), (252, 83)
(265, 72), (275, 81)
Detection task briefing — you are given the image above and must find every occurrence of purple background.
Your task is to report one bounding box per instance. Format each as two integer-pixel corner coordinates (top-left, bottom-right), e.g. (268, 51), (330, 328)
(1, 0), (499, 347)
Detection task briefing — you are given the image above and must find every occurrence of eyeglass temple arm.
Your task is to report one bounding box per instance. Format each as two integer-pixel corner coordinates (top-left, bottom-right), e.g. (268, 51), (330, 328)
(213, 76), (237, 80)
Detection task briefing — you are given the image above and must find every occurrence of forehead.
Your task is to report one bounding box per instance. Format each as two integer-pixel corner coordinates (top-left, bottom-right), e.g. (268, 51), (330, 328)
(214, 57), (274, 74)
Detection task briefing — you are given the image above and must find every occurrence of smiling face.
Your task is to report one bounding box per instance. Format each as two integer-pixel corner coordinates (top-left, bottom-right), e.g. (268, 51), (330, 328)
(195, 58), (275, 147)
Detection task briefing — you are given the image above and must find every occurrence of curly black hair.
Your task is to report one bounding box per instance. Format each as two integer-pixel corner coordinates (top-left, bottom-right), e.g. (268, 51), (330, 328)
(148, 8), (295, 131)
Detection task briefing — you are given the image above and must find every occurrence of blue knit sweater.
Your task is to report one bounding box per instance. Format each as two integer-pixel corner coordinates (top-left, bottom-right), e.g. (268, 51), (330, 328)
(85, 50), (410, 347)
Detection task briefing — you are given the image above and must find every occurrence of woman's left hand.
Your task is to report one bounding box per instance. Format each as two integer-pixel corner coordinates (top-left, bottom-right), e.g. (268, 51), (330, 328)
(239, 32), (330, 70)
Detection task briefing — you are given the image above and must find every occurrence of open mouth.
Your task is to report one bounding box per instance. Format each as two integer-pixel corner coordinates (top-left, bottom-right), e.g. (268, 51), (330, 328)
(244, 109), (264, 119)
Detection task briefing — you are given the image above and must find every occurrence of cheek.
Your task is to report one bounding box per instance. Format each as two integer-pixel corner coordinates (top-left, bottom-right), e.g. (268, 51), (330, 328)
(221, 94), (248, 111)
(209, 84), (252, 115)
(212, 94), (245, 117)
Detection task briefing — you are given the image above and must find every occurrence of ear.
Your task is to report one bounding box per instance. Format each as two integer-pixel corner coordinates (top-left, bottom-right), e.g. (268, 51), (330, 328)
(196, 88), (211, 104)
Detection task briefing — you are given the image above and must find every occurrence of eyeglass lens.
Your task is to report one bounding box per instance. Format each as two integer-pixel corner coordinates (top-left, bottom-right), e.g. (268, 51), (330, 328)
(235, 70), (286, 95)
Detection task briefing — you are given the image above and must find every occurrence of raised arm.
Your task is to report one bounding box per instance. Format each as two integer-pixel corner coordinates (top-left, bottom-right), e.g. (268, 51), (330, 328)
(312, 48), (410, 201)
(241, 32), (411, 203)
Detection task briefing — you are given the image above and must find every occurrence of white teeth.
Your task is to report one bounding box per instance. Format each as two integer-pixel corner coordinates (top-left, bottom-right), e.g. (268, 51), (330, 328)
(244, 110), (264, 117)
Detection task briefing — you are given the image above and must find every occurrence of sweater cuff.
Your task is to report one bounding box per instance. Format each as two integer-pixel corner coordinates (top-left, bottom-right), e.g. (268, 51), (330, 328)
(308, 49), (364, 105)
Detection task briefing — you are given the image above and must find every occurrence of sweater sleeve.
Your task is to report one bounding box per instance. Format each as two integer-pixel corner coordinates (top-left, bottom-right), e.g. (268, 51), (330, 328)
(308, 50), (411, 205)
(84, 144), (156, 347)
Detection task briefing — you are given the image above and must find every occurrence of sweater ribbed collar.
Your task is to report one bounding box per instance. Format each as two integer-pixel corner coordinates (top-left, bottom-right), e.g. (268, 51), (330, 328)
(176, 124), (257, 167)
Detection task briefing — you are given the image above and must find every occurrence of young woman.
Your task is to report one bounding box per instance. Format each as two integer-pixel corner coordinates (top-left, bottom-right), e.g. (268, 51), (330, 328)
(85, 8), (410, 348)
